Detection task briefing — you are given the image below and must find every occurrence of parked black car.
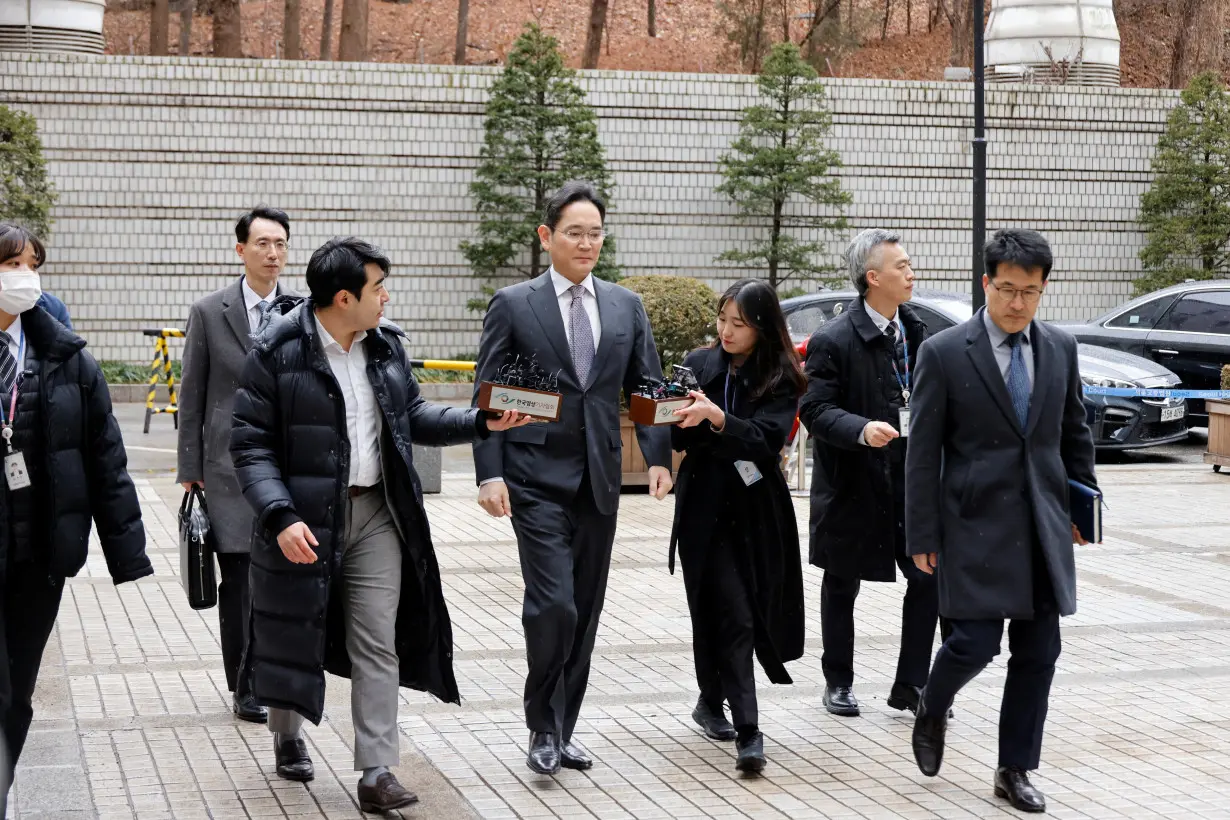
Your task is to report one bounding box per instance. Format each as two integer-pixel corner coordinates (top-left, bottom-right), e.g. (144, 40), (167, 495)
(1061, 281), (1230, 420)
(782, 289), (1190, 451)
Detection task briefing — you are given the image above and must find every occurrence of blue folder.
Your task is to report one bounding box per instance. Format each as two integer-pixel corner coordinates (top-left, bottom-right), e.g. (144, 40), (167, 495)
(1068, 480), (1102, 544)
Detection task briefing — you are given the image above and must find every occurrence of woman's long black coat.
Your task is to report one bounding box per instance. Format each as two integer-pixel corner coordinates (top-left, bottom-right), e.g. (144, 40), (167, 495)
(230, 298), (485, 724)
(798, 299), (930, 582)
(667, 346), (805, 684)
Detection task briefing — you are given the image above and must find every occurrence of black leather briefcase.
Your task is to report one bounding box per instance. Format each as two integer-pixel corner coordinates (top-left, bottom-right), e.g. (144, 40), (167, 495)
(179, 486), (218, 610)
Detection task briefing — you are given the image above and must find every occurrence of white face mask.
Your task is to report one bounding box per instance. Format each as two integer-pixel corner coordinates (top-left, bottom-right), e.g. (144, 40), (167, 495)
(0, 270), (42, 315)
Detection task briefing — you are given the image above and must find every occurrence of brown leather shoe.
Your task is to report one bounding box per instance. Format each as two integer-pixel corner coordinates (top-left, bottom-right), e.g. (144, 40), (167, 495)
(357, 772), (419, 813)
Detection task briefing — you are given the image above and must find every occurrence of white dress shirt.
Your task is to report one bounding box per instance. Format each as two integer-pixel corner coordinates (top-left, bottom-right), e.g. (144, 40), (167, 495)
(242, 278), (275, 333)
(315, 314), (382, 487)
(1, 314), (23, 365)
(550, 267), (601, 350)
(858, 300), (903, 446)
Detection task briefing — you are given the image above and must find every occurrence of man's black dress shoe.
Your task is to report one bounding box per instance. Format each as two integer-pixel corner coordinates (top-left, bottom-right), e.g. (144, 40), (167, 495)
(823, 685), (860, 717)
(560, 741), (593, 771)
(233, 693), (268, 724)
(888, 683), (954, 717)
(995, 767), (1047, 813)
(735, 732), (767, 773)
(911, 700), (946, 777)
(358, 771), (419, 813)
(273, 734), (314, 782)
(526, 731), (561, 775)
(692, 699), (737, 741)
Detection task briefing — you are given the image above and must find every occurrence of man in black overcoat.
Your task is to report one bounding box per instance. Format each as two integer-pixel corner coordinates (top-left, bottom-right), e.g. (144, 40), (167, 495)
(906, 229), (1098, 814)
(799, 228), (942, 718)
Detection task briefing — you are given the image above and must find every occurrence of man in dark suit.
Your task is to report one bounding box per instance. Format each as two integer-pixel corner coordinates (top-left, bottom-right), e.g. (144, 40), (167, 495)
(473, 181), (673, 775)
(906, 228), (1097, 814)
(177, 206), (295, 724)
(799, 228), (942, 719)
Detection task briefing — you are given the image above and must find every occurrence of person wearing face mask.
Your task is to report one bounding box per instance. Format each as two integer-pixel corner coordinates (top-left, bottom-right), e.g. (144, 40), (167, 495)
(229, 237), (529, 812)
(0, 222), (152, 811)
(0, 225), (73, 329)
(668, 279), (806, 773)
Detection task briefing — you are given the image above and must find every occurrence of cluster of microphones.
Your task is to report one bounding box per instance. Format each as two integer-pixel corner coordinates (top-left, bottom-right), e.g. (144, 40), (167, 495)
(636, 365), (700, 400)
(494, 354), (562, 395)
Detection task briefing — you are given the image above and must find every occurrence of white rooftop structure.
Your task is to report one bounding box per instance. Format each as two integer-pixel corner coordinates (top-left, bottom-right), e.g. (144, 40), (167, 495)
(0, 0), (106, 54)
(985, 0), (1121, 86)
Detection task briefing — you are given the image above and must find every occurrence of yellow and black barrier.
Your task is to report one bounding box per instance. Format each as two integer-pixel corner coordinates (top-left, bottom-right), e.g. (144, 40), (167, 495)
(409, 359), (476, 371)
(142, 328), (183, 433)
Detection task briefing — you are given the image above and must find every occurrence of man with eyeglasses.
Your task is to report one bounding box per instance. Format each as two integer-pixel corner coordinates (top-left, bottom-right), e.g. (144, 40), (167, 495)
(473, 180), (673, 775)
(905, 228), (1097, 814)
(177, 206), (297, 725)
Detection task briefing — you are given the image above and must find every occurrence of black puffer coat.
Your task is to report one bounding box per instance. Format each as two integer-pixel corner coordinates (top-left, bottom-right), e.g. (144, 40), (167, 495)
(1, 307), (150, 583)
(230, 297), (486, 724)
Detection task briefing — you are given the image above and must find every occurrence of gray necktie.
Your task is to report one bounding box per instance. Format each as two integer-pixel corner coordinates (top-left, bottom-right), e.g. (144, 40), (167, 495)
(568, 285), (595, 385)
(0, 330), (16, 399)
(253, 300), (269, 331)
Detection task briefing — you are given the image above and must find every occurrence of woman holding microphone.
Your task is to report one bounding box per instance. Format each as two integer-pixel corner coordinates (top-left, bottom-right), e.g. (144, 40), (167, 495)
(669, 278), (805, 773)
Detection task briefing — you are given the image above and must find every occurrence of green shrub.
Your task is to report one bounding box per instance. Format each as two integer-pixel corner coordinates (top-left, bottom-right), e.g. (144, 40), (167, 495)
(100, 361), (181, 384)
(621, 275), (718, 370)
(0, 105), (57, 238)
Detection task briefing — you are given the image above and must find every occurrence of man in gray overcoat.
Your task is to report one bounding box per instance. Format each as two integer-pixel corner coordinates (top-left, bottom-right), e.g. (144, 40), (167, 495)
(176, 206), (295, 723)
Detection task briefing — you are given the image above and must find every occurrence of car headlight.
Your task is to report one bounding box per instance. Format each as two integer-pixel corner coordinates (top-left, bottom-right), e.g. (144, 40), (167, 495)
(1081, 374), (1135, 390)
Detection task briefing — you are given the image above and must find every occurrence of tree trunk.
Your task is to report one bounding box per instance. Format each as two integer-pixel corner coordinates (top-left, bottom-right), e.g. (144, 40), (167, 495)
(178, 1), (194, 56)
(213, 0), (242, 58)
(150, 0), (170, 55)
(907, 0), (912, 34)
(454, 0), (469, 63)
(283, 0), (301, 59)
(648, 0), (656, 36)
(337, 0), (368, 61)
(948, 0), (971, 67)
(1169, 0), (1225, 89)
(882, 0), (891, 40)
(582, 0), (611, 69)
(319, 0), (335, 59)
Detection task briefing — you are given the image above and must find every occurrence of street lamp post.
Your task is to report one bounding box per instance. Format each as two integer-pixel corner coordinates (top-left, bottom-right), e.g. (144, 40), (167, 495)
(972, 0), (987, 309)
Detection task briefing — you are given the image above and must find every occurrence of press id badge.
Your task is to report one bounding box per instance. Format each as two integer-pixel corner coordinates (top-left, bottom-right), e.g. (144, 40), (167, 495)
(734, 459), (763, 486)
(898, 406), (911, 437)
(5, 450), (30, 490)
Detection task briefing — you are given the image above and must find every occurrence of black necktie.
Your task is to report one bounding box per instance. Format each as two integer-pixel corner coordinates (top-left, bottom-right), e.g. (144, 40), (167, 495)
(886, 323), (907, 388)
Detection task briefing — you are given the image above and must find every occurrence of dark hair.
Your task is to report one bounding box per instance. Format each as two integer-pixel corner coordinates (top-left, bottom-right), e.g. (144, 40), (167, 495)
(716, 279), (806, 399)
(984, 228), (1052, 281)
(543, 181), (606, 230)
(306, 237), (390, 306)
(235, 206), (291, 243)
(0, 223), (46, 268)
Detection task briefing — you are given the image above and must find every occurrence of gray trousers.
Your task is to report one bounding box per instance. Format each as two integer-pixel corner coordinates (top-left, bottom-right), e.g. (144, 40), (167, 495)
(268, 489), (403, 770)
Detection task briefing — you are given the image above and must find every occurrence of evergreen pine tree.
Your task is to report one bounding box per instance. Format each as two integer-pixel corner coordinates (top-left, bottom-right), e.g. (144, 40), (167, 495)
(462, 23), (618, 298)
(0, 105), (57, 238)
(716, 42), (850, 291)
(1138, 71), (1230, 295)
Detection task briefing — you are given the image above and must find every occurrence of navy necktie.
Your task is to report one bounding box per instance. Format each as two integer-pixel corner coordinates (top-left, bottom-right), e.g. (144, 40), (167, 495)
(1006, 332), (1031, 429)
(0, 330), (16, 400)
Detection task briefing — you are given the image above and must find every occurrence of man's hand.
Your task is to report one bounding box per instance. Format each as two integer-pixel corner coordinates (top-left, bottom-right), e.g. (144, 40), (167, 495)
(181, 481), (203, 492)
(277, 522), (319, 564)
(913, 553), (937, 575)
(648, 466), (674, 500)
(486, 409), (534, 432)
(863, 421), (900, 448)
(1071, 523), (1090, 546)
(478, 480), (512, 518)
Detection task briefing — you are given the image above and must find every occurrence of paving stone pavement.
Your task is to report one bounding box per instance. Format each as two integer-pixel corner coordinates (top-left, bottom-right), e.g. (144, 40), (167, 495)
(7, 456), (1230, 819)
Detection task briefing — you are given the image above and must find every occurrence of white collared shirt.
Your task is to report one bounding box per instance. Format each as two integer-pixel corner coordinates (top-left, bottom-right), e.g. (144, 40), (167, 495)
(242, 278), (277, 333)
(550, 267), (601, 349)
(0, 314), (22, 366)
(863, 300), (898, 334)
(314, 314), (382, 487)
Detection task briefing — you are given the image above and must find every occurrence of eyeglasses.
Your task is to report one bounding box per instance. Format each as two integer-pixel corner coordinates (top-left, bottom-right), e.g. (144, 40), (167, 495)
(558, 229), (608, 245)
(252, 239), (289, 254)
(990, 283), (1044, 304)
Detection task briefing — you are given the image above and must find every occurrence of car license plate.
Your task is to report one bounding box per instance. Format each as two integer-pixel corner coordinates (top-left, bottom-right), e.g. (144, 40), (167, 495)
(1161, 405), (1184, 423)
